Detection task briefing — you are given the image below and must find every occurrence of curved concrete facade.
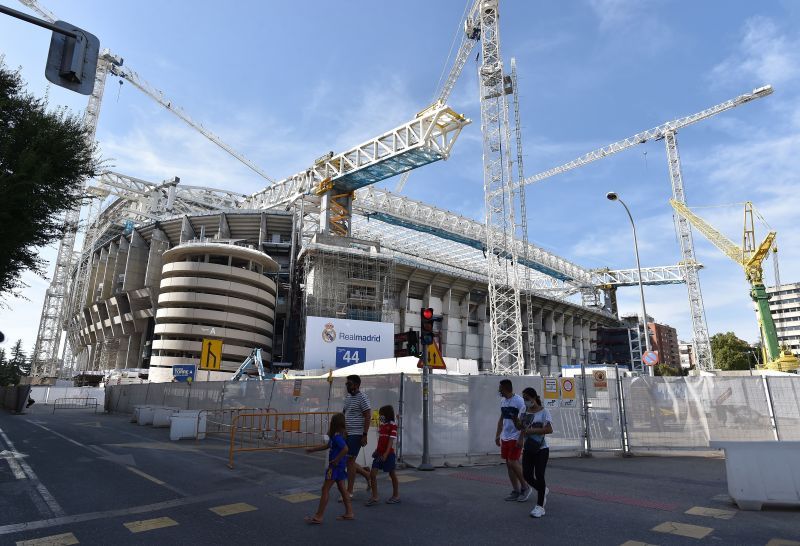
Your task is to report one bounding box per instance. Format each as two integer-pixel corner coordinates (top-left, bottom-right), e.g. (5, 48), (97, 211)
(149, 242), (279, 382)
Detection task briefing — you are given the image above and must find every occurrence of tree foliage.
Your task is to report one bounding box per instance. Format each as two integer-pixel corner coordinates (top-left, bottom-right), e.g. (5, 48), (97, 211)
(0, 340), (30, 386)
(0, 62), (100, 299)
(710, 332), (753, 371)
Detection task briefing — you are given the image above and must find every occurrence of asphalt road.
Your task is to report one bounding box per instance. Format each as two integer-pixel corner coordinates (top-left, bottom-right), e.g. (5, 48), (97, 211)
(1, 406), (798, 546)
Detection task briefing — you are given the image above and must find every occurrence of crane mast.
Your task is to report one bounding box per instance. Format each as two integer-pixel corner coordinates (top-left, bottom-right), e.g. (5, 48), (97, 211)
(475, 0), (524, 375)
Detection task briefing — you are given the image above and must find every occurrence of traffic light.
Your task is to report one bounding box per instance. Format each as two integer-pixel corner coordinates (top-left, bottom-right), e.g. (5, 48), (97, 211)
(407, 330), (419, 356)
(421, 308), (434, 345)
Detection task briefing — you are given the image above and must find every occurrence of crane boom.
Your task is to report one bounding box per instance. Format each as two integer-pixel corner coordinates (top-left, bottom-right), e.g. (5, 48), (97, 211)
(669, 200), (743, 265)
(394, 0), (481, 193)
(524, 85), (773, 186)
(109, 64), (275, 184)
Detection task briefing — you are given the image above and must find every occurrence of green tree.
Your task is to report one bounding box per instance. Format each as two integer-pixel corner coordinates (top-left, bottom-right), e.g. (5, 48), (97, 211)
(0, 62), (100, 299)
(10, 339), (30, 377)
(710, 332), (752, 371)
(0, 345), (21, 386)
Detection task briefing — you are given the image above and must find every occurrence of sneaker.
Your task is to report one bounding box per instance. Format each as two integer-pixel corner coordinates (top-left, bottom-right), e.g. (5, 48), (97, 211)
(504, 490), (520, 501)
(517, 487), (532, 502)
(543, 487), (550, 507)
(530, 505), (546, 518)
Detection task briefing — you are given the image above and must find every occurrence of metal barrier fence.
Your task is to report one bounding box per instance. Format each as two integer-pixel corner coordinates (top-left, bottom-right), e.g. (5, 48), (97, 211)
(52, 397), (99, 413)
(228, 411), (335, 468)
(30, 386), (105, 406)
(107, 373), (800, 463)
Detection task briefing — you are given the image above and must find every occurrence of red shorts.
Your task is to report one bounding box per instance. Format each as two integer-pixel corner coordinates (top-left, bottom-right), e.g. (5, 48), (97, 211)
(500, 439), (522, 461)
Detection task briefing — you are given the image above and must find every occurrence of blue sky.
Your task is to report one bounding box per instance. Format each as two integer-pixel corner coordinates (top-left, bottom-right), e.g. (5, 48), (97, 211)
(1, 0), (799, 354)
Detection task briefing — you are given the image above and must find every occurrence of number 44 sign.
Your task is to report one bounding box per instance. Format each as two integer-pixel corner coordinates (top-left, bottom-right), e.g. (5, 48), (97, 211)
(336, 347), (366, 368)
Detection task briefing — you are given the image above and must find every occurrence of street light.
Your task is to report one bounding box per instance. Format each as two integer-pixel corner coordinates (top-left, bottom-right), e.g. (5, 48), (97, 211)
(607, 191), (654, 376)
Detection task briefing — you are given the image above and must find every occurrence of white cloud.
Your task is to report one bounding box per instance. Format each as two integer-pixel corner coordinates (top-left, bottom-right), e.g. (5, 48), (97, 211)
(711, 16), (800, 87)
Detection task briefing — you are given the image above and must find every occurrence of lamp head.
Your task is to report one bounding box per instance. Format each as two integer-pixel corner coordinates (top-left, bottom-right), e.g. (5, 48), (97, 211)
(606, 192), (618, 201)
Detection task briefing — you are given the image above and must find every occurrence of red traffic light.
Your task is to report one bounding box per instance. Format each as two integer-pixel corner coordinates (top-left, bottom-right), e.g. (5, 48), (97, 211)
(422, 308), (434, 320)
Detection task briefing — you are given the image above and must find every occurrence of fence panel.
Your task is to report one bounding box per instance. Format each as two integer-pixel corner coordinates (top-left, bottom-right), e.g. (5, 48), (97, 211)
(585, 376), (623, 452)
(767, 377), (800, 440)
(623, 376), (775, 450)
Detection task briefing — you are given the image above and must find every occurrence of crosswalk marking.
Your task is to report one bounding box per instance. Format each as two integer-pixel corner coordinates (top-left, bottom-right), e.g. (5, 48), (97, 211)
(279, 492), (320, 503)
(123, 517), (178, 533)
(652, 521), (713, 540)
(209, 503), (258, 516)
(685, 506), (736, 520)
(619, 541), (658, 546)
(16, 532), (79, 546)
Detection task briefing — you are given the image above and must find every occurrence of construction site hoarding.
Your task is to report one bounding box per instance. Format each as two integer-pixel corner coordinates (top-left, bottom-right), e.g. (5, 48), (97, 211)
(303, 316), (394, 370)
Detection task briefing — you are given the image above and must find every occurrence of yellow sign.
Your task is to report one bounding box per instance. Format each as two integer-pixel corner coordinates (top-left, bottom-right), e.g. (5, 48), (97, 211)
(593, 369), (608, 389)
(543, 378), (559, 408)
(560, 377), (576, 407)
(200, 338), (223, 370)
(417, 342), (447, 369)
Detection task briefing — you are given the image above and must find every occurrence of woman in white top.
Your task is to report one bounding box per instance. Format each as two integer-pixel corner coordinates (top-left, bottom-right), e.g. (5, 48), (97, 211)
(516, 387), (553, 518)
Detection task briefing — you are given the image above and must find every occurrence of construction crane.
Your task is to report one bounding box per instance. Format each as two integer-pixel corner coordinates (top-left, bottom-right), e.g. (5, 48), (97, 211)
(472, 0), (524, 375)
(394, 0), (481, 193)
(670, 200), (798, 372)
(522, 85), (774, 371)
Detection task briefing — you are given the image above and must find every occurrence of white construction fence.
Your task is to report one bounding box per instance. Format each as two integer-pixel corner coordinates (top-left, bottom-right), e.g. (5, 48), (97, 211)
(106, 374), (800, 465)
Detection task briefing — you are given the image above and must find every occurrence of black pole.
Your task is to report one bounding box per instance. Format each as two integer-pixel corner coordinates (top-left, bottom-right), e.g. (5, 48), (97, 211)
(0, 5), (78, 38)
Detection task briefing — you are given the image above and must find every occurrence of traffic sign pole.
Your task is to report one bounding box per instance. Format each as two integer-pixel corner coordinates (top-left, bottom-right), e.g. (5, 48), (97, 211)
(419, 340), (434, 471)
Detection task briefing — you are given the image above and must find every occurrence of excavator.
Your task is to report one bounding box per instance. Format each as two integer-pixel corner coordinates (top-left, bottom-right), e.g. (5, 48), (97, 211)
(670, 200), (798, 372)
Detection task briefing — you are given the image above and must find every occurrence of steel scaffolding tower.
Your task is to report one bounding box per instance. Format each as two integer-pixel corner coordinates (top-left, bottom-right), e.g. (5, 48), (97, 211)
(474, 0), (524, 375)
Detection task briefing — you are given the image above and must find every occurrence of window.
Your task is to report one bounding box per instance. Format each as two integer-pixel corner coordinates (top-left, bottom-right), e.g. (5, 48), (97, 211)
(209, 255), (229, 266)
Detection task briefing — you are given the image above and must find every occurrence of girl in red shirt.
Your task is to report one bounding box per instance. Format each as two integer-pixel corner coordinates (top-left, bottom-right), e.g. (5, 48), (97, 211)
(365, 405), (400, 505)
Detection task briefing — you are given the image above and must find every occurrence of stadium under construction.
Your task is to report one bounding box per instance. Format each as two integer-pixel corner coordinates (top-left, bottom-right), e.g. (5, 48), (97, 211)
(23, 0), (786, 382)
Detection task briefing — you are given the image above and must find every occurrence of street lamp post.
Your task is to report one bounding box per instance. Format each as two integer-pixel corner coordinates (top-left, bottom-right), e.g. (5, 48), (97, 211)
(607, 192), (654, 376)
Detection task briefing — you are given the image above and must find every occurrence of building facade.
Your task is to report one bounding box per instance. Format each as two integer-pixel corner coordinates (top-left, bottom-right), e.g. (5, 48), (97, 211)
(678, 340), (694, 370)
(767, 282), (800, 357)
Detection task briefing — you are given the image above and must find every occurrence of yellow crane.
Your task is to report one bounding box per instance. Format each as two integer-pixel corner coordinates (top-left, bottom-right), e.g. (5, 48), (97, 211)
(669, 200), (798, 372)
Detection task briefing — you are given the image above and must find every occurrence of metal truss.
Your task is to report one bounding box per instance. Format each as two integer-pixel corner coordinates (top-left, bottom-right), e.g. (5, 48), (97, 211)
(476, 0), (524, 375)
(354, 187), (592, 284)
(664, 133), (713, 371)
(591, 265), (690, 287)
(246, 104), (470, 211)
(523, 85), (773, 186)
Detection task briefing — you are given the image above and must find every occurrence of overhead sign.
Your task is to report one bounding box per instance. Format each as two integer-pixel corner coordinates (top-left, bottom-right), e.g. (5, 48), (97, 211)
(200, 338), (223, 370)
(543, 378), (559, 408)
(304, 316), (394, 369)
(173, 364), (196, 382)
(560, 377), (576, 407)
(643, 351), (659, 366)
(593, 369), (608, 389)
(417, 342), (446, 369)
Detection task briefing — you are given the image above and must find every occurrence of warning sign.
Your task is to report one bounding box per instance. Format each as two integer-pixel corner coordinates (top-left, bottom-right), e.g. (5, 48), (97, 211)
(417, 342), (446, 369)
(543, 378), (559, 408)
(560, 377), (576, 407)
(593, 369), (608, 389)
(292, 379), (302, 399)
(200, 338), (223, 370)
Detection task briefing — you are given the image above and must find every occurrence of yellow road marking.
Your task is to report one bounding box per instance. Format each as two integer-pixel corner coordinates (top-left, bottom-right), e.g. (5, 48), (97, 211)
(279, 492), (320, 503)
(685, 506), (736, 520)
(766, 540), (800, 546)
(619, 541), (658, 546)
(209, 502), (258, 516)
(652, 521), (713, 540)
(16, 532), (79, 546)
(126, 466), (165, 485)
(123, 516), (178, 533)
(395, 474), (420, 483)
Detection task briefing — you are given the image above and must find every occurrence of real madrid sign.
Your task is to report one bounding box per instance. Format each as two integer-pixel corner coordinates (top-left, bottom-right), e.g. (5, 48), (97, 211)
(304, 316), (395, 369)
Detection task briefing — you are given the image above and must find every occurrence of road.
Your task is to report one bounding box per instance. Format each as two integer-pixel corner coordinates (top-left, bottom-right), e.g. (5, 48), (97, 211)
(0, 406), (798, 545)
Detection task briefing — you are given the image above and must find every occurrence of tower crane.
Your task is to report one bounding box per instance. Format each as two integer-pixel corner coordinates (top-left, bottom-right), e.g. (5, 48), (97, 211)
(521, 85), (774, 371)
(670, 200), (798, 372)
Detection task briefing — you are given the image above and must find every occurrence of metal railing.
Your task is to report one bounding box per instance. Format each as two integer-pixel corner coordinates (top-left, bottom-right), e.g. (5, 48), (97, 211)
(228, 411), (335, 468)
(52, 397), (99, 413)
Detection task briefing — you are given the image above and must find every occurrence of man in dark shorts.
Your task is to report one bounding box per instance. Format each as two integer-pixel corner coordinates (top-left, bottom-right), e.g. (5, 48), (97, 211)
(343, 374), (372, 498)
